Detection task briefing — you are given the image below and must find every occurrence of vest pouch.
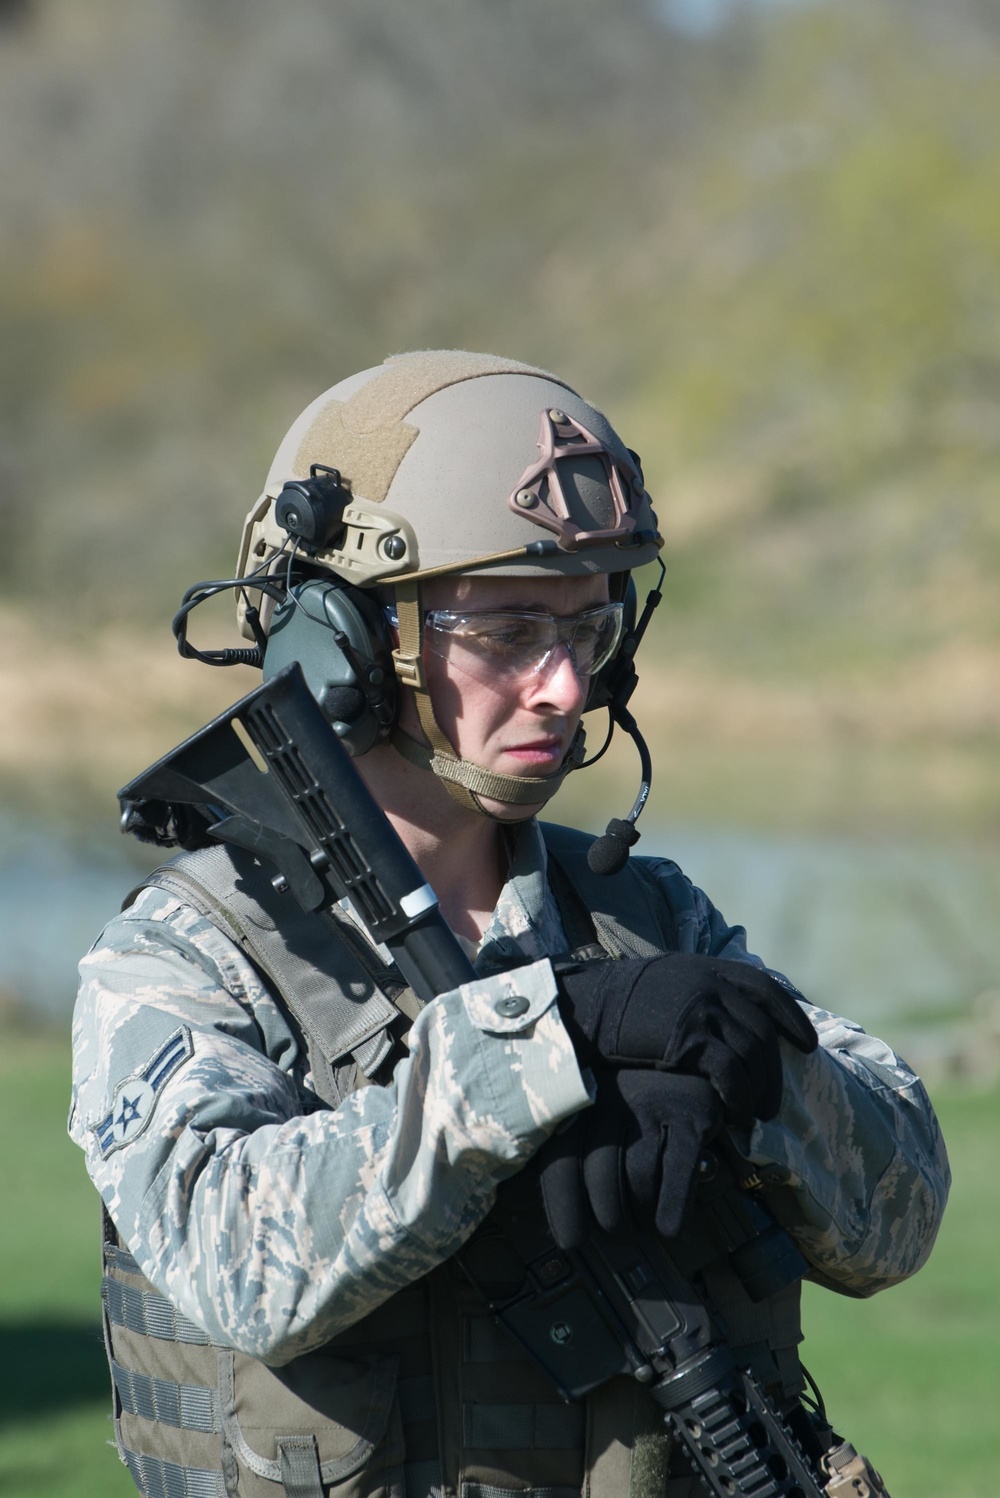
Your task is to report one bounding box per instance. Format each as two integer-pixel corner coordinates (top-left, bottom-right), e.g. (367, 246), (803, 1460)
(102, 1238), (403, 1498)
(220, 1343), (403, 1498)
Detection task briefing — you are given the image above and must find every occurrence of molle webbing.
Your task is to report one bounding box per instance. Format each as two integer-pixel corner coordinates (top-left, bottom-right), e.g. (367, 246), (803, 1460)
(463, 1404), (584, 1451)
(104, 1271), (227, 1348)
(102, 1222), (407, 1498)
(102, 1231), (228, 1497)
(112, 1361), (221, 1434)
(122, 1448), (225, 1498)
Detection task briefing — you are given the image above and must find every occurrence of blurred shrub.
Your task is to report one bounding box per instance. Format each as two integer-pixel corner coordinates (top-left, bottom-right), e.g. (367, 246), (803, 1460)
(0, 0), (997, 694)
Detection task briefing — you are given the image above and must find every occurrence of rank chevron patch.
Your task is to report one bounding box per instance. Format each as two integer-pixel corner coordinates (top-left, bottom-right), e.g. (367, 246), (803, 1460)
(95, 1026), (194, 1158)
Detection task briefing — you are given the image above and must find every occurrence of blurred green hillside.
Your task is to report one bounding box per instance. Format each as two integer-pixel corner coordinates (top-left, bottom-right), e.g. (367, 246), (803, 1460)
(1, 0), (998, 831)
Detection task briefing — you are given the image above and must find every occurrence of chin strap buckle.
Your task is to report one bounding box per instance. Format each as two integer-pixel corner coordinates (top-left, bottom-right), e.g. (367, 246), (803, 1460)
(392, 581), (427, 692)
(391, 646), (425, 691)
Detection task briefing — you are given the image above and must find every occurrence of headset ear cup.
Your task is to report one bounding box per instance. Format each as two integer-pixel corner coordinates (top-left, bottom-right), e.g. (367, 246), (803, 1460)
(262, 580), (398, 756)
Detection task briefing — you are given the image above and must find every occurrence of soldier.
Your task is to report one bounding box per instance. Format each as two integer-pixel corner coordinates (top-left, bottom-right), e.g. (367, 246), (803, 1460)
(70, 351), (949, 1498)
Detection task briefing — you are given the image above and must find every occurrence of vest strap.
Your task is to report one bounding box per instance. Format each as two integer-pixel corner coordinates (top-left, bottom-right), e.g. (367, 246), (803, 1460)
(277, 1435), (325, 1498)
(128, 843), (402, 1106)
(397, 1373), (438, 1426)
(540, 823), (679, 956)
(404, 1458), (444, 1498)
(543, 854), (606, 958)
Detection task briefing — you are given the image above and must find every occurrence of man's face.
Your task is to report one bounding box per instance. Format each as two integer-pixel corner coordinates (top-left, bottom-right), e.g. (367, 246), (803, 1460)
(413, 571), (612, 820)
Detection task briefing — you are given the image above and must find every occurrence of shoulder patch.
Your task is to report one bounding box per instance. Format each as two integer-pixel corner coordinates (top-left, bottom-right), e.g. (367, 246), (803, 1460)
(94, 1027), (194, 1158)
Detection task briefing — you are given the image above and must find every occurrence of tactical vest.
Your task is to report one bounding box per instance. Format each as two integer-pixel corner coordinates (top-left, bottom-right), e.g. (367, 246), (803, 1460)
(102, 827), (804, 1498)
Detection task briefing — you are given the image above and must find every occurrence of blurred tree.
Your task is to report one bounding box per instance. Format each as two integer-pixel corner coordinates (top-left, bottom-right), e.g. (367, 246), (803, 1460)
(0, 0), (32, 27)
(0, 0), (997, 708)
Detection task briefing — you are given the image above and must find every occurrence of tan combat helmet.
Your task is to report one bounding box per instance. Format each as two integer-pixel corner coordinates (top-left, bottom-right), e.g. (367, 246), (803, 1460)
(236, 350), (662, 816)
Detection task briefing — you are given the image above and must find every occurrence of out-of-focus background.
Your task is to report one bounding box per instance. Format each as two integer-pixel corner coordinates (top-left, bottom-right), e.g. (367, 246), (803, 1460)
(1, 0), (997, 1493)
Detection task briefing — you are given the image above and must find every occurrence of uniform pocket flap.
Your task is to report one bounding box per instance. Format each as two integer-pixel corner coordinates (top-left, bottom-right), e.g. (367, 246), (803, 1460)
(220, 1346), (399, 1483)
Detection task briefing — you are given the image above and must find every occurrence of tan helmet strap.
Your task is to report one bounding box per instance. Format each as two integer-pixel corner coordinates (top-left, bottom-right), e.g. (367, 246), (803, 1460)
(394, 580), (472, 775)
(390, 581), (581, 816)
(390, 726), (573, 807)
(392, 580), (478, 812)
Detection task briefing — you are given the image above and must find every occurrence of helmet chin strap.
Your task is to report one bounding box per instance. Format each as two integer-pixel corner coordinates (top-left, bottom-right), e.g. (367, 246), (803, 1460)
(390, 582), (585, 821)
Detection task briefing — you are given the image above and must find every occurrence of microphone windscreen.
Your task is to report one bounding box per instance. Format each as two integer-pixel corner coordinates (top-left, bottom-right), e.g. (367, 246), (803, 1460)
(587, 835), (629, 876)
(587, 818), (640, 876)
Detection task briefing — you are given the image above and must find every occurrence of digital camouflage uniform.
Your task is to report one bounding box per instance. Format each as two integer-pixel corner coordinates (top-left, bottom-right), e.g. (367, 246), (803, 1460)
(69, 818), (950, 1498)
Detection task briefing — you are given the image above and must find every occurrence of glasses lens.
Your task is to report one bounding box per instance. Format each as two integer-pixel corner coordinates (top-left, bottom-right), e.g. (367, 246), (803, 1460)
(424, 603), (623, 683)
(566, 606), (623, 675)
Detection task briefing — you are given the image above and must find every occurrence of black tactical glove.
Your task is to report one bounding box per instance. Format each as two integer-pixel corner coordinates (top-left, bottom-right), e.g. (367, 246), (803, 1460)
(536, 1069), (723, 1246)
(556, 953), (818, 1128)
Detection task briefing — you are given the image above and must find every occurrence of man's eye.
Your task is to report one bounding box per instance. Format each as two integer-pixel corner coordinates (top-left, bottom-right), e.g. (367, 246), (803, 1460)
(573, 623), (601, 650)
(479, 621), (540, 655)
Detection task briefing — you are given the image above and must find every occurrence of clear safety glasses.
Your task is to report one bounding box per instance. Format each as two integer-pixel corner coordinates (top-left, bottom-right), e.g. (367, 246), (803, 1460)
(422, 601), (624, 684)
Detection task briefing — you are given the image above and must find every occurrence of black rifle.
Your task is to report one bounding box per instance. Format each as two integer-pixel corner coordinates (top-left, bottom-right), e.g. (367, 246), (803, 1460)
(119, 664), (888, 1498)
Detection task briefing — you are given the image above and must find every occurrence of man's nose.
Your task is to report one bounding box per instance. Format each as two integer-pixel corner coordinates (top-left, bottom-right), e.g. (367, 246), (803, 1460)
(525, 641), (589, 713)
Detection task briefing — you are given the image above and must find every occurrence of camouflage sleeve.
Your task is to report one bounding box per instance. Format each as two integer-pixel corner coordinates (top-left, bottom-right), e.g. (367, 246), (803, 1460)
(636, 855), (951, 1294)
(742, 1008), (950, 1298)
(69, 886), (592, 1365)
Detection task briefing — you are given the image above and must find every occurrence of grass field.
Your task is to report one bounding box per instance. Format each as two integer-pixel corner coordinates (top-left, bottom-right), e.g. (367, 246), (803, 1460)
(1, 1020), (993, 1497)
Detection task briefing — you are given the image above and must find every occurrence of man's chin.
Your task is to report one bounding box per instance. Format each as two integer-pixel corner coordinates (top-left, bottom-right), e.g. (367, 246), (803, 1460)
(475, 793), (548, 823)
